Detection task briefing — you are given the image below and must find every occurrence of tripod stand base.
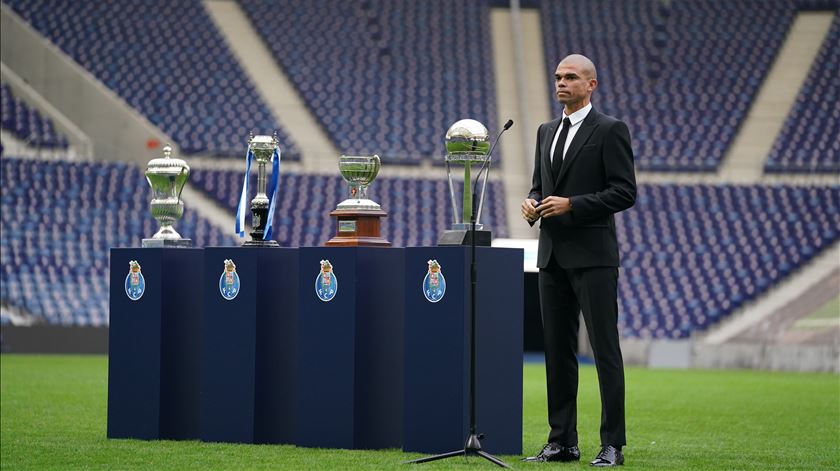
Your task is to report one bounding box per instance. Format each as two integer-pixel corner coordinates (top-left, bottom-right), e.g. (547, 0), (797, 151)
(404, 434), (509, 468)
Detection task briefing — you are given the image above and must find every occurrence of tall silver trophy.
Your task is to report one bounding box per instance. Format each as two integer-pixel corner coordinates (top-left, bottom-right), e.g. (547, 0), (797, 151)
(238, 134), (280, 247)
(325, 154), (390, 246)
(142, 145), (192, 247)
(439, 119), (493, 246)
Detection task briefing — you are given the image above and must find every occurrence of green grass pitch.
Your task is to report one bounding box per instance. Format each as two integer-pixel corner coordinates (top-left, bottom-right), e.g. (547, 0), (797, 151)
(1, 354), (838, 470)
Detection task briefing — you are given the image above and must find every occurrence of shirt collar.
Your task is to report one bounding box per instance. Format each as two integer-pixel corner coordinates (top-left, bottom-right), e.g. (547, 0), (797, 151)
(563, 102), (592, 127)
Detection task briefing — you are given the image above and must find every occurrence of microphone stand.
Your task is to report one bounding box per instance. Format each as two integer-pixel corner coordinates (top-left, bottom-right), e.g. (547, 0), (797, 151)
(405, 122), (513, 468)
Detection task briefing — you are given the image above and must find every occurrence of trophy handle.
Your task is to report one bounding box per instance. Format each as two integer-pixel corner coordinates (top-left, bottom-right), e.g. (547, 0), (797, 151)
(176, 167), (186, 205)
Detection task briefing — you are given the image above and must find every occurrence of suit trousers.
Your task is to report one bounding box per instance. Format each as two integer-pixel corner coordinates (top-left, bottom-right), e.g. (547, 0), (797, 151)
(538, 257), (626, 447)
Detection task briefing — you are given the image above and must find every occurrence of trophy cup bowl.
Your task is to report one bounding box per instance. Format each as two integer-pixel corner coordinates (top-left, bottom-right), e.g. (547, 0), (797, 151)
(337, 155), (381, 210)
(445, 119), (490, 162)
(143, 145), (192, 247)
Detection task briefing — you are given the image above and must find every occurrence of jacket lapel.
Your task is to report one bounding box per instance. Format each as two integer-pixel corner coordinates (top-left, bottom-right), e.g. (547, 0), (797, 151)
(542, 118), (561, 194)
(555, 109), (599, 186)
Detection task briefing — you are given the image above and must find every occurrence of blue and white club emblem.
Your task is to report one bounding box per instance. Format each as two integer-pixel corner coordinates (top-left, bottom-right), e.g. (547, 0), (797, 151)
(423, 259), (446, 303)
(219, 259), (241, 301)
(125, 260), (145, 301)
(315, 259), (338, 302)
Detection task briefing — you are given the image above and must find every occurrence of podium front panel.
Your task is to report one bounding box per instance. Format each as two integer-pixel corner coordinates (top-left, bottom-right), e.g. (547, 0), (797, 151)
(296, 247), (357, 449)
(108, 247), (203, 440)
(296, 247), (403, 450)
(403, 246), (523, 455)
(201, 247), (297, 444)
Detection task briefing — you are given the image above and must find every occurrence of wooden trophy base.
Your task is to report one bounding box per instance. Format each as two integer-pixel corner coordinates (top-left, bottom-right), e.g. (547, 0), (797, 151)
(325, 209), (391, 247)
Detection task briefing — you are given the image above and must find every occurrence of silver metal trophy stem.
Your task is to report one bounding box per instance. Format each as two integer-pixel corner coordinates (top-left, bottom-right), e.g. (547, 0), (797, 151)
(444, 161), (460, 225)
(254, 160), (268, 205)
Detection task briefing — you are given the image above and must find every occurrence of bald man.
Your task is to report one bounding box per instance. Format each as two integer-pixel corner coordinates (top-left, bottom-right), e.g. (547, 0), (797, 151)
(521, 54), (636, 467)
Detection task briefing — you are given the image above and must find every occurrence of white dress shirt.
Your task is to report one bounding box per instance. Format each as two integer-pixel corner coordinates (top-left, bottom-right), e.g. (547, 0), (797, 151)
(549, 102), (592, 164)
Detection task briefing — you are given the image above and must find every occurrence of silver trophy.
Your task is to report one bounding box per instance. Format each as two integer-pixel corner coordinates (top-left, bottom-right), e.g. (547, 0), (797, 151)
(142, 145), (192, 248)
(242, 134), (280, 247)
(439, 119), (492, 246)
(336, 155), (382, 210)
(325, 154), (389, 246)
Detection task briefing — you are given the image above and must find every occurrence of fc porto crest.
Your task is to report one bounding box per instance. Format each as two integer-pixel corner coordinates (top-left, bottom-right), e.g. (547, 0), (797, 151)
(219, 259), (241, 301)
(422, 259), (446, 303)
(124, 260), (145, 301)
(315, 259), (338, 302)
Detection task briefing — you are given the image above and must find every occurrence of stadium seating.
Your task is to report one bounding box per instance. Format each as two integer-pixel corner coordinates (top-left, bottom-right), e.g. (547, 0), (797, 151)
(2, 0), (300, 159)
(617, 184), (840, 338)
(765, 13), (839, 173)
(540, 0), (795, 171)
(190, 168), (510, 247)
(237, 0), (499, 164)
(1, 83), (69, 150)
(0, 157), (238, 326)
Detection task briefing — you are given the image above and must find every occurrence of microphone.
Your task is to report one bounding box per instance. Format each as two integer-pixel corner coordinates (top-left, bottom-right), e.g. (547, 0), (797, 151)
(471, 119), (514, 223)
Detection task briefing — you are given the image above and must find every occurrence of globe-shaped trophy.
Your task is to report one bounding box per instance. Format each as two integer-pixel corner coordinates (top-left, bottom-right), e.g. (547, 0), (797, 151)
(325, 155), (390, 246)
(142, 145), (192, 247)
(439, 119), (492, 246)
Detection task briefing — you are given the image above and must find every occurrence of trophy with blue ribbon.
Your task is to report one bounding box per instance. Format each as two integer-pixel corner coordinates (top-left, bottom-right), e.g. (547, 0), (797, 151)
(236, 133), (281, 247)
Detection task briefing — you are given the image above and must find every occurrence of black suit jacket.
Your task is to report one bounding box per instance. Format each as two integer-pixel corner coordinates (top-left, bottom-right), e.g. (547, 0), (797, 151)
(528, 107), (636, 269)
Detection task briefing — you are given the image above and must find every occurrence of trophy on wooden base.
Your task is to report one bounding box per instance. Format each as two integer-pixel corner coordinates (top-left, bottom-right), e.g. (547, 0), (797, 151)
(325, 155), (390, 247)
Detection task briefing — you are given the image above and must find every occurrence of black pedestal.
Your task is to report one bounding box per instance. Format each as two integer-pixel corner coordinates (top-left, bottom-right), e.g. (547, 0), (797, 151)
(295, 246), (404, 449)
(403, 246), (524, 455)
(107, 248), (203, 440)
(200, 247), (298, 444)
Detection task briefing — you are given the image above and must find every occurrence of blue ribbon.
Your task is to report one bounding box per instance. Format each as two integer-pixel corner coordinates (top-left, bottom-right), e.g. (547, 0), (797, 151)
(235, 148), (253, 238)
(263, 148), (281, 240)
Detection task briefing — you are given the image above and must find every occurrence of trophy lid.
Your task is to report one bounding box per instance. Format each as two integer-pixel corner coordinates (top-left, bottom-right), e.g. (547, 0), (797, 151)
(445, 119), (490, 155)
(146, 145), (190, 176)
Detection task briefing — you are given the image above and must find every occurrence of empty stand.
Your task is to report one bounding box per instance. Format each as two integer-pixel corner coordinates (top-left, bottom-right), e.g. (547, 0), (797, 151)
(2, 0), (300, 159)
(765, 13), (839, 173)
(617, 184), (840, 338)
(540, 0), (795, 171)
(1, 83), (69, 150)
(238, 0), (499, 164)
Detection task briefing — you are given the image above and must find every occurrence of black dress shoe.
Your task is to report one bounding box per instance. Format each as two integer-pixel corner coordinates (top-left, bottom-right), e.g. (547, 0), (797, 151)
(522, 442), (581, 462)
(590, 445), (624, 467)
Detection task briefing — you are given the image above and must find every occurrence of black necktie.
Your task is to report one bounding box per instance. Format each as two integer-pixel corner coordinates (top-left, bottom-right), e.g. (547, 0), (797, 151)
(551, 117), (571, 179)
